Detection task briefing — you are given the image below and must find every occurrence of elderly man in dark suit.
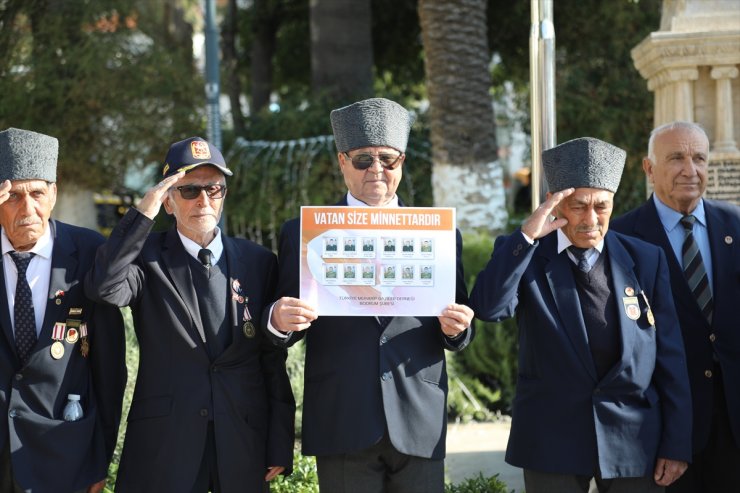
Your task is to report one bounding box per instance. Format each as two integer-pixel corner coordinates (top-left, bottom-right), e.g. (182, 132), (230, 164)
(264, 98), (474, 493)
(0, 128), (126, 493)
(611, 121), (740, 493)
(471, 137), (692, 492)
(85, 137), (294, 493)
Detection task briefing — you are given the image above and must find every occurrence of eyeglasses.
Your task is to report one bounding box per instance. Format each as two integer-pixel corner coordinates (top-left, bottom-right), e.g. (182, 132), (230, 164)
(343, 152), (403, 171)
(174, 184), (227, 200)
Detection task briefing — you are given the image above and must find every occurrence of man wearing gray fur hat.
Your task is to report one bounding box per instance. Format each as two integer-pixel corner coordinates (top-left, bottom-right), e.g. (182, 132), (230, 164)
(470, 137), (692, 492)
(263, 97), (475, 493)
(0, 128), (126, 493)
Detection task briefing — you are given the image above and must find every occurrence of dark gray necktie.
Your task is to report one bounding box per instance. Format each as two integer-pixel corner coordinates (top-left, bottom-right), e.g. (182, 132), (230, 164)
(680, 215), (713, 324)
(568, 246), (591, 273)
(198, 248), (213, 268)
(10, 252), (37, 364)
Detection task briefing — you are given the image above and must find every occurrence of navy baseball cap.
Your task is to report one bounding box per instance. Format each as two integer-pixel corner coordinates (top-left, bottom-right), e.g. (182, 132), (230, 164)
(161, 136), (233, 179)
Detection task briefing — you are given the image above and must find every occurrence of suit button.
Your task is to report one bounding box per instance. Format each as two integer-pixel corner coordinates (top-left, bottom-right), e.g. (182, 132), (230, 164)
(709, 333), (716, 342)
(380, 336), (388, 345)
(381, 372), (392, 381)
(14, 373), (22, 381)
(704, 370), (713, 378)
(199, 409), (209, 417)
(8, 410), (17, 418)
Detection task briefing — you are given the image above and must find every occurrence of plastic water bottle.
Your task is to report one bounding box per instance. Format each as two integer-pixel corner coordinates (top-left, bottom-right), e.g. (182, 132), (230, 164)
(63, 394), (83, 422)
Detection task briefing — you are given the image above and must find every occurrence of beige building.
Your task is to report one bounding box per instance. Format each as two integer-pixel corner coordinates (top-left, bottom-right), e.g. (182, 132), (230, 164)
(632, 0), (740, 204)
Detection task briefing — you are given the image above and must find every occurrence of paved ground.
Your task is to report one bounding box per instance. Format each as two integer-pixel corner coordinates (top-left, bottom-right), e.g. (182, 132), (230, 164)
(446, 420), (525, 492)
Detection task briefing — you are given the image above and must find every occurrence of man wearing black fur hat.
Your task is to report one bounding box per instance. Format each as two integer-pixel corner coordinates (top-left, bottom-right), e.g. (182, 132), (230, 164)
(0, 128), (126, 493)
(85, 136), (294, 492)
(264, 98), (474, 493)
(470, 137), (692, 492)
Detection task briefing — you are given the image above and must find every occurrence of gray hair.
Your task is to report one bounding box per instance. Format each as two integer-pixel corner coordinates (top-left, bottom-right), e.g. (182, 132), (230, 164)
(647, 121), (708, 163)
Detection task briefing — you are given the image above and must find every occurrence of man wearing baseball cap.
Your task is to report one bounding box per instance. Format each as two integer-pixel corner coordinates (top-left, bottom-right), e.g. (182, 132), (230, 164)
(470, 137), (692, 492)
(85, 136), (294, 492)
(264, 98), (474, 493)
(0, 128), (126, 493)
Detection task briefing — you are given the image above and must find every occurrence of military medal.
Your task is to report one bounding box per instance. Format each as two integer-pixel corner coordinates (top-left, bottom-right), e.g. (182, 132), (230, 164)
(65, 327), (79, 344)
(69, 307), (82, 316)
(54, 290), (65, 305)
(242, 301), (255, 338)
(231, 279), (245, 304)
(622, 296), (640, 320)
(51, 322), (66, 359)
(640, 291), (655, 327)
(79, 323), (89, 358)
(624, 286), (634, 296)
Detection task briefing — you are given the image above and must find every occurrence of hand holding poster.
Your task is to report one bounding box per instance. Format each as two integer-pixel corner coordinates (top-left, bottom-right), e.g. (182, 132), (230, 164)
(300, 206), (456, 316)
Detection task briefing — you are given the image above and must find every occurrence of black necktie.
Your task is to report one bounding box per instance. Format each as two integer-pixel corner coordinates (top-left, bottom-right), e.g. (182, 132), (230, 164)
(568, 246), (591, 273)
(10, 252), (37, 364)
(680, 215), (713, 324)
(198, 248), (213, 268)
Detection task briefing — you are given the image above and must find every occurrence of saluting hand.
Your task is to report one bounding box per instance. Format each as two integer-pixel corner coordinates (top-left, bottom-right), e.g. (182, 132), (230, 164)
(271, 297), (318, 333)
(520, 188), (574, 240)
(136, 171), (186, 220)
(0, 179), (12, 206)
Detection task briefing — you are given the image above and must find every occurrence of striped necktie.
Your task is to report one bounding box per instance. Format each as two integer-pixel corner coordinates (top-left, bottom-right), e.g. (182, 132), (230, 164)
(680, 215), (713, 324)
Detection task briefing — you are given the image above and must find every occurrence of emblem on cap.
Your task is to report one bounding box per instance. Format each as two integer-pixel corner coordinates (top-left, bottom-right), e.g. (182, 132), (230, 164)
(191, 141), (211, 160)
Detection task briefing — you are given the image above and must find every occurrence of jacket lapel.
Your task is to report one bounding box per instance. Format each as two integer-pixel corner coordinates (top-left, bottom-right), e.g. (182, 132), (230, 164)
(222, 235), (248, 357)
(162, 229), (207, 346)
(705, 202), (731, 327)
(542, 235), (598, 382)
(40, 221), (78, 343)
(0, 241), (17, 365)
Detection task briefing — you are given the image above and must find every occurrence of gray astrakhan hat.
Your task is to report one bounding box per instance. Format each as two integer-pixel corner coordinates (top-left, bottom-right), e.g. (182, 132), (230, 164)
(0, 128), (58, 183)
(330, 98), (415, 153)
(542, 137), (626, 193)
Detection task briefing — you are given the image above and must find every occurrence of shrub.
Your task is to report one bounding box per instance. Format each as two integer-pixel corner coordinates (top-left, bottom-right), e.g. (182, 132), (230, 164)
(445, 473), (513, 493)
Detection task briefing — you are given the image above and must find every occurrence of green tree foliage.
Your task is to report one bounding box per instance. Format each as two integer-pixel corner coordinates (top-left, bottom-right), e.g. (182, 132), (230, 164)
(0, 0), (202, 189)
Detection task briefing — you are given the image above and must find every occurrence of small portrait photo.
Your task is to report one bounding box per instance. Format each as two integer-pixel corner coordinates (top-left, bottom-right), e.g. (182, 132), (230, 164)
(420, 238), (433, 253)
(325, 237), (338, 252)
(383, 238), (396, 252)
(420, 265), (433, 279)
(362, 238), (375, 252)
(325, 264), (338, 279)
(401, 239), (414, 253)
(362, 264), (375, 279)
(343, 264), (356, 279)
(402, 265), (414, 280)
(383, 265), (396, 279)
(344, 238), (356, 252)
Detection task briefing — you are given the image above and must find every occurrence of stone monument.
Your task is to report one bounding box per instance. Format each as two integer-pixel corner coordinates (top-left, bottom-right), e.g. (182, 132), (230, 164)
(632, 0), (740, 204)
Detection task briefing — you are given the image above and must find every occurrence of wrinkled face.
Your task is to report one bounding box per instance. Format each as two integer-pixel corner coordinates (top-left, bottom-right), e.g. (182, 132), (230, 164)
(553, 187), (614, 248)
(0, 180), (57, 252)
(339, 146), (404, 206)
(645, 127), (708, 214)
(163, 166), (226, 242)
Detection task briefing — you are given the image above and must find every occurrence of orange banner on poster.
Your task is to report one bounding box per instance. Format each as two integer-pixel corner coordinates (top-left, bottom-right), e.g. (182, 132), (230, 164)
(301, 207), (453, 232)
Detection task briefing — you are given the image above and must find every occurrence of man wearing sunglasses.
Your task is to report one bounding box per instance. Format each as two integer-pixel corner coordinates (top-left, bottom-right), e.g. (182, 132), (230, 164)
(264, 98), (474, 493)
(85, 136), (295, 493)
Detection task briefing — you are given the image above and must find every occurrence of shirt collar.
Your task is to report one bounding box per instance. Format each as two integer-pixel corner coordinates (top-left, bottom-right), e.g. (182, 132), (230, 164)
(177, 227), (224, 264)
(652, 194), (706, 233)
(1, 223), (54, 259)
(346, 192), (399, 208)
(556, 228), (604, 255)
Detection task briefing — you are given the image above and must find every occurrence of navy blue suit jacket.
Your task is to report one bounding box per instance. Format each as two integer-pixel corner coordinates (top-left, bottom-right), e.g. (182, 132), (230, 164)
(0, 221), (126, 493)
(612, 197), (740, 452)
(470, 229), (691, 478)
(86, 209), (294, 493)
(264, 196), (473, 460)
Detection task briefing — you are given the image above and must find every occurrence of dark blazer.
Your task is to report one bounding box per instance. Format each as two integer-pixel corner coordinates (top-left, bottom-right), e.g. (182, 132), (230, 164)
(85, 209), (294, 493)
(612, 197), (740, 452)
(264, 196), (473, 460)
(0, 221), (126, 493)
(470, 229), (691, 478)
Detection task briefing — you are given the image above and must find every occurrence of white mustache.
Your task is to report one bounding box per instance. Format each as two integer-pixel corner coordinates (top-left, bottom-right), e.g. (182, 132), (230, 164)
(16, 217), (41, 226)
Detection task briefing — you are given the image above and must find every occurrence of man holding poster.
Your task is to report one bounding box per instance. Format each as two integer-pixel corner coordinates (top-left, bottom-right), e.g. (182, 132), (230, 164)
(264, 97), (474, 493)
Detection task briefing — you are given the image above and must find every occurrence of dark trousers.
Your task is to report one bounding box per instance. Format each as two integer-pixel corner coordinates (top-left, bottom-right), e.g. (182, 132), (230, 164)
(316, 433), (444, 493)
(524, 469), (664, 493)
(191, 422), (222, 493)
(668, 365), (740, 493)
(0, 441), (22, 493)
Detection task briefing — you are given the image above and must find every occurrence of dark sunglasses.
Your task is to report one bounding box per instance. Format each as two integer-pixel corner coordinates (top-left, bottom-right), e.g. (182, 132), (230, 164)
(344, 152), (403, 171)
(174, 184), (227, 200)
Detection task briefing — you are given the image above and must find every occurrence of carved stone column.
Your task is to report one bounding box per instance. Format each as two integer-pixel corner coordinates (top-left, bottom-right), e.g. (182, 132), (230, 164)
(710, 65), (739, 153)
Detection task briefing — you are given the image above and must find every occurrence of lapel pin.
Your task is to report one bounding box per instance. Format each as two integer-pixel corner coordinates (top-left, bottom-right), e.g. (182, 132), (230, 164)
(725, 236), (733, 245)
